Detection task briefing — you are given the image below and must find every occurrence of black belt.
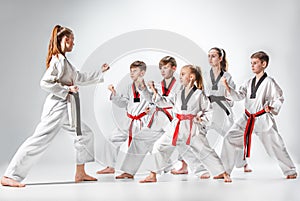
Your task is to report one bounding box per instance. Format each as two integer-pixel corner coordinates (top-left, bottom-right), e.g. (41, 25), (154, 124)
(208, 95), (230, 116)
(69, 92), (82, 136)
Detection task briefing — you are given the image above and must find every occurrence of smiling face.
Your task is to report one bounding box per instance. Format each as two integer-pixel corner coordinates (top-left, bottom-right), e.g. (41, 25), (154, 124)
(159, 63), (175, 79)
(251, 58), (266, 74)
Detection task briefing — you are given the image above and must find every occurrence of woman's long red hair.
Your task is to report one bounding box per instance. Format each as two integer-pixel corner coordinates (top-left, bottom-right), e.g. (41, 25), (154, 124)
(46, 25), (72, 68)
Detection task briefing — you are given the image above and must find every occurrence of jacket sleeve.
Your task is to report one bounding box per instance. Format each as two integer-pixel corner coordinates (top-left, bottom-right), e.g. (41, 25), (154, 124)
(197, 92), (212, 127)
(40, 59), (69, 99)
(226, 80), (248, 101)
(74, 69), (104, 86)
(267, 78), (284, 115)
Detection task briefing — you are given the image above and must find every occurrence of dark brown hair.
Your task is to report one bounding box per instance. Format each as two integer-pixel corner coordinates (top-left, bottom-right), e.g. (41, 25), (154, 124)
(210, 47), (228, 72)
(251, 51), (269, 67)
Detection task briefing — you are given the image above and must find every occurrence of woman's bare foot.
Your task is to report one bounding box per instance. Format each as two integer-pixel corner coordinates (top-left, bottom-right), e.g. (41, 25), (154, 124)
(96, 166), (115, 174)
(1, 176), (25, 187)
(200, 172), (210, 179)
(75, 174), (97, 183)
(115, 173), (134, 179)
(139, 172), (157, 183)
(286, 173), (297, 179)
(244, 164), (252, 172)
(75, 164), (97, 183)
(171, 160), (188, 174)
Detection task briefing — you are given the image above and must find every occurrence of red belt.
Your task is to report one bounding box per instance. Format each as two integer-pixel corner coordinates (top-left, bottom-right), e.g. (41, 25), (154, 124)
(244, 109), (266, 158)
(147, 107), (173, 128)
(127, 112), (147, 147)
(172, 113), (196, 146)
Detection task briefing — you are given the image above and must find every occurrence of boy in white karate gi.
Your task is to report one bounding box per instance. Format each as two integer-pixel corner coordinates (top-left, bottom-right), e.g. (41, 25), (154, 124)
(115, 56), (182, 179)
(96, 61), (150, 177)
(220, 51), (297, 179)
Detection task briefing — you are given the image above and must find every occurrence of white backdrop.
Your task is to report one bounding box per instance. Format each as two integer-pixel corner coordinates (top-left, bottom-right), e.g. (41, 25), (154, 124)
(0, 0), (299, 170)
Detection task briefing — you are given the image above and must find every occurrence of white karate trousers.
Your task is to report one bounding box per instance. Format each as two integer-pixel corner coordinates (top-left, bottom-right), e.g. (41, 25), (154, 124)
(4, 99), (94, 182)
(221, 123), (297, 176)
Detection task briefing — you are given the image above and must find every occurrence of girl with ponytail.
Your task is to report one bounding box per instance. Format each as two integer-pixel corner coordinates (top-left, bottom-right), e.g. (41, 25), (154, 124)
(1, 25), (110, 187)
(140, 64), (231, 183)
(207, 47), (252, 173)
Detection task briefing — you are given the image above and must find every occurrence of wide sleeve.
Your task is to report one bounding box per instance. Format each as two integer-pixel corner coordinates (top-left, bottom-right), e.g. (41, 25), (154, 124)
(267, 78), (284, 115)
(110, 86), (130, 108)
(224, 74), (236, 107)
(139, 86), (154, 103)
(74, 69), (104, 86)
(153, 90), (176, 108)
(226, 80), (248, 101)
(40, 59), (69, 99)
(197, 92), (212, 127)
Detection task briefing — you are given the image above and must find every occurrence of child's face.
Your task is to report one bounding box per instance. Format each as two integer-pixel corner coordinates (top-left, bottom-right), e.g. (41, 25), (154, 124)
(180, 67), (191, 86)
(130, 67), (144, 81)
(251, 58), (266, 74)
(159, 63), (175, 79)
(208, 49), (222, 67)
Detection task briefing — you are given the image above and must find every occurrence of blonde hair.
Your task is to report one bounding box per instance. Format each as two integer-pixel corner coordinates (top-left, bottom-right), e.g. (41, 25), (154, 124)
(46, 25), (73, 68)
(182, 65), (204, 90)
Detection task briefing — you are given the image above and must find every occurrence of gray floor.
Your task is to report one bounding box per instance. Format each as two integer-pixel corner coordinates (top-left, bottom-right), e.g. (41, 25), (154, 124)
(0, 161), (299, 201)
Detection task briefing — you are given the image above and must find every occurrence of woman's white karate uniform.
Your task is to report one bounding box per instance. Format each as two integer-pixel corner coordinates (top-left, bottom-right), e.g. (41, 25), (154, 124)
(4, 54), (104, 182)
(150, 85), (226, 176)
(99, 82), (150, 169)
(120, 78), (181, 175)
(204, 70), (247, 168)
(221, 74), (297, 176)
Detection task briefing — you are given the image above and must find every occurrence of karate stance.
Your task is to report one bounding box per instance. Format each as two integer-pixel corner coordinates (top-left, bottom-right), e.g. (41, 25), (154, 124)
(220, 51), (297, 179)
(115, 56), (181, 179)
(1, 25), (110, 187)
(96, 61), (150, 177)
(173, 47), (252, 176)
(140, 65), (231, 183)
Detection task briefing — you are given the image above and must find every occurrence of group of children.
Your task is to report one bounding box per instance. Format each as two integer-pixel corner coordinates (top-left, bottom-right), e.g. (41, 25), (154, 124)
(1, 25), (297, 187)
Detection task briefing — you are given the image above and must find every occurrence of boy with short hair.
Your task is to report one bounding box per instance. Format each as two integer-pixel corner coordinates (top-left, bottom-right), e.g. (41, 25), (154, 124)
(96, 60), (150, 176)
(115, 56), (182, 179)
(220, 51), (297, 179)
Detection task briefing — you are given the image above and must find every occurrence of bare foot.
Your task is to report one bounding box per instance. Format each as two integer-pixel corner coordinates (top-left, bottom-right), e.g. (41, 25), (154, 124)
(213, 172), (232, 182)
(139, 176), (157, 183)
(171, 168), (188, 175)
(286, 173), (297, 179)
(75, 173), (97, 183)
(139, 172), (157, 183)
(115, 173), (134, 179)
(213, 173), (224, 179)
(223, 172), (232, 183)
(244, 164), (252, 172)
(1, 176), (25, 187)
(96, 167), (115, 174)
(200, 172), (210, 179)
